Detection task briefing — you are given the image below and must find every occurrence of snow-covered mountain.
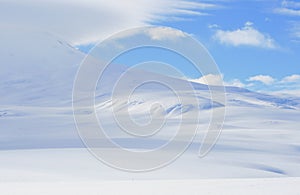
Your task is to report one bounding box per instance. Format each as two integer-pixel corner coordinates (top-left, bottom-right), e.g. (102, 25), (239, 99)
(0, 29), (84, 106)
(1, 31), (300, 181)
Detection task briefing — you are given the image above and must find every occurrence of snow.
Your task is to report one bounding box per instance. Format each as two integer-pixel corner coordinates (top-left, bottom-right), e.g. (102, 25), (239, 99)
(1, 30), (300, 193)
(0, 178), (300, 195)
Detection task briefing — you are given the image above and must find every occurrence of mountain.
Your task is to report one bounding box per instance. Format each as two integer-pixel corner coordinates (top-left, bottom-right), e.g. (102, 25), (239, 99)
(0, 29), (84, 106)
(1, 30), (300, 180)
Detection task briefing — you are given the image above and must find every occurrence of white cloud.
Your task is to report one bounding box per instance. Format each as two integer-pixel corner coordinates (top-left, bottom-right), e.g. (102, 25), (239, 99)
(191, 74), (300, 96)
(248, 75), (275, 85)
(225, 79), (246, 88)
(213, 22), (277, 49)
(145, 27), (187, 41)
(173, 1), (217, 10)
(245, 21), (253, 26)
(247, 74), (300, 87)
(274, 0), (300, 16)
(0, 0), (218, 45)
(282, 0), (300, 8)
(217, 74), (300, 96)
(208, 24), (220, 29)
(281, 74), (300, 83)
(190, 74), (224, 86)
(274, 8), (300, 16)
(275, 1), (300, 40)
(252, 74), (300, 96)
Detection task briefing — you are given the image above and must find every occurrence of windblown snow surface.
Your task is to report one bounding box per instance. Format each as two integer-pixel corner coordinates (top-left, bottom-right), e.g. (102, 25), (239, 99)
(1, 30), (300, 194)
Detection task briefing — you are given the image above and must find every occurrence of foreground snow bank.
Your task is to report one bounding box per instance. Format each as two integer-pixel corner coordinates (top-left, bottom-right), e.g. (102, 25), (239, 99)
(1, 178), (299, 195)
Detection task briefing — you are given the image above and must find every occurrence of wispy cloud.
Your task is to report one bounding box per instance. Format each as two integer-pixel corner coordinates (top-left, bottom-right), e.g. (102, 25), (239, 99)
(0, 0), (219, 45)
(275, 8), (300, 16)
(213, 22), (277, 49)
(274, 0), (300, 16)
(274, 1), (300, 42)
(289, 21), (300, 40)
(282, 0), (300, 8)
(208, 24), (220, 29)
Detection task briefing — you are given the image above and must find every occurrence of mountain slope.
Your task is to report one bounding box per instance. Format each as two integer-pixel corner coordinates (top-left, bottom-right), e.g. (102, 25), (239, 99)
(1, 31), (300, 180)
(0, 29), (84, 106)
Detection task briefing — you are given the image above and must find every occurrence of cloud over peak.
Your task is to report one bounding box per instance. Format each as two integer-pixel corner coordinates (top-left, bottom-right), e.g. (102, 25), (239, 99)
(190, 74), (224, 86)
(0, 0), (218, 45)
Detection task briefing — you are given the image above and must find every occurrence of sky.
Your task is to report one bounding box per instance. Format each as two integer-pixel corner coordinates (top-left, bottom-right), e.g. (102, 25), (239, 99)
(1, 0), (299, 94)
(152, 0), (300, 93)
(78, 0), (300, 94)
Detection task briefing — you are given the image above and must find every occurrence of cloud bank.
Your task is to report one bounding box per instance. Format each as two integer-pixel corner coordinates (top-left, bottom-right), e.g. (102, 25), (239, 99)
(0, 0), (217, 45)
(226, 74), (300, 96)
(281, 74), (300, 83)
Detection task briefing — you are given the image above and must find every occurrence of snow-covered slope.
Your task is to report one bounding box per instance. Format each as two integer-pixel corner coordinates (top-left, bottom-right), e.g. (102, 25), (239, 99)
(1, 178), (300, 195)
(1, 31), (300, 182)
(0, 29), (84, 106)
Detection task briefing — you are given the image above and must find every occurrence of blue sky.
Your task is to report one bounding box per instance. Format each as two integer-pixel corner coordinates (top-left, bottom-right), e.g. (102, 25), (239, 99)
(73, 0), (300, 93)
(162, 2), (298, 71)
(154, 0), (300, 92)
